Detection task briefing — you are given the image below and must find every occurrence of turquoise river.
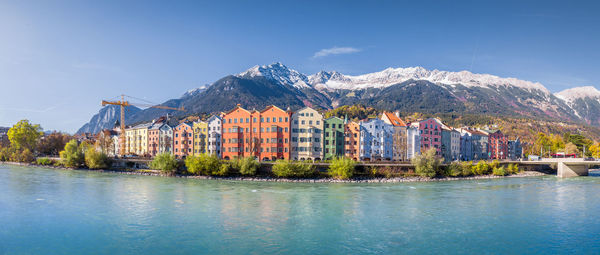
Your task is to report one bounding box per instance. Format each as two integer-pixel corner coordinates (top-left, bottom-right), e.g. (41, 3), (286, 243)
(1, 164), (599, 254)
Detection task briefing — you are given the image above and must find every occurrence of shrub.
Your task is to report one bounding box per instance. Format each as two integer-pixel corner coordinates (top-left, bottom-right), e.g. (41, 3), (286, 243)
(185, 153), (222, 175)
(328, 157), (356, 179)
(472, 160), (490, 175)
(59, 139), (85, 168)
(237, 156), (260, 176)
(36, 157), (54, 166)
(490, 160), (500, 170)
(0, 147), (12, 161)
(447, 162), (462, 177)
(506, 163), (521, 175)
(149, 153), (179, 175)
(10, 148), (34, 163)
(460, 161), (473, 176)
(84, 148), (111, 169)
(215, 163), (236, 176)
(272, 160), (317, 178)
(411, 148), (442, 178)
(493, 166), (506, 176)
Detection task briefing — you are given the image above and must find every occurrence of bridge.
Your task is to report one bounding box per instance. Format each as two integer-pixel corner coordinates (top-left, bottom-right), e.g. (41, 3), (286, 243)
(517, 158), (600, 178)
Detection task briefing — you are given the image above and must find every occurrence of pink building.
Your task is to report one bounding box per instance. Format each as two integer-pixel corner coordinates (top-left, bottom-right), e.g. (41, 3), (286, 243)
(173, 122), (194, 158)
(419, 118), (445, 155)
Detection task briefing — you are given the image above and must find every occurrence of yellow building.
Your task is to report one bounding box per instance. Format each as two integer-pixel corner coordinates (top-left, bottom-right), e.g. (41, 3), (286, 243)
(193, 121), (208, 155)
(124, 123), (151, 156)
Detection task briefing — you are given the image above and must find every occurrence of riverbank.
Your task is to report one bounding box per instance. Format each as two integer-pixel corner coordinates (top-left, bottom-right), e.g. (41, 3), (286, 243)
(1, 161), (547, 183)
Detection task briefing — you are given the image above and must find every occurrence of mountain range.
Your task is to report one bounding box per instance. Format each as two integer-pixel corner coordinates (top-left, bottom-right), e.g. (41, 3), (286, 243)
(77, 62), (600, 134)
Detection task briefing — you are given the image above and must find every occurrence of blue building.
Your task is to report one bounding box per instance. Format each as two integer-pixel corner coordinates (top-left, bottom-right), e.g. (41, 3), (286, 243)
(359, 119), (394, 161)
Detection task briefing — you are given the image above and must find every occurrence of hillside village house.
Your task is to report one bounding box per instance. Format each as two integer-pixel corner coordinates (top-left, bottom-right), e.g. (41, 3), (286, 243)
(323, 116), (346, 160)
(291, 107), (324, 161)
(148, 122), (162, 157)
(359, 118), (394, 161)
(206, 115), (222, 157)
(173, 122), (193, 158)
(381, 111), (408, 161)
(508, 137), (522, 160)
(344, 121), (361, 160)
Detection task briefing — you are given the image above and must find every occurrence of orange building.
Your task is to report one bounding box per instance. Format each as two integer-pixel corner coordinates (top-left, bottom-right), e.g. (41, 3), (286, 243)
(344, 121), (361, 160)
(173, 122), (193, 158)
(221, 105), (258, 160)
(258, 105), (291, 161)
(221, 104), (292, 161)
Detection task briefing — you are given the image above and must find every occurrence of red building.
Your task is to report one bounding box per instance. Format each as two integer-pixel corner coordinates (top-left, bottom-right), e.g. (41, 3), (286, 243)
(486, 130), (508, 159)
(419, 118), (445, 155)
(173, 122), (193, 158)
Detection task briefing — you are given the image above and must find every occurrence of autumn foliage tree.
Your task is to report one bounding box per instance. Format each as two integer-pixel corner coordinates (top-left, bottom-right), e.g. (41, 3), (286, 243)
(7, 120), (43, 152)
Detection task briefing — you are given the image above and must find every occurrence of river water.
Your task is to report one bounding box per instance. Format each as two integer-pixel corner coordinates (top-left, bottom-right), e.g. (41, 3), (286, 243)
(1, 164), (599, 254)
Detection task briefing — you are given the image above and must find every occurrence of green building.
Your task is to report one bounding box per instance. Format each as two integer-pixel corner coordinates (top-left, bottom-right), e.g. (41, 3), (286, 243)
(323, 116), (346, 160)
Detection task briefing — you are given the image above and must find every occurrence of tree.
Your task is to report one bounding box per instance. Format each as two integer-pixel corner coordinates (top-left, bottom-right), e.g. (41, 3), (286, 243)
(149, 153), (179, 175)
(7, 120), (43, 151)
(328, 157), (356, 179)
(84, 147), (112, 169)
(589, 143), (600, 158)
(411, 148), (442, 178)
(59, 139), (85, 168)
(564, 142), (579, 155)
(37, 132), (72, 156)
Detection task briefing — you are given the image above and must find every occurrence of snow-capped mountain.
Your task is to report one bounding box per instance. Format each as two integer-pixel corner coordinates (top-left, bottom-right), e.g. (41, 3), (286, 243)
(555, 86), (600, 126)
(308, 66), (549, 93)
(78, 62), (600, 134)
(237, 62), (311, 89)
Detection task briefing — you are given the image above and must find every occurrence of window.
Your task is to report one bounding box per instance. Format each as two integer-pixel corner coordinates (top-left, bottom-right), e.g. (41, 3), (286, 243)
(253, 117), (257, 123)
(279, 117), (282, 122)
(234, 119), (237, 124)
(261, 118), (264, 122)
(272, 117), (276, 122)
(284, 127), (288, 132)
(246, 118), (249, 123)
(266, 118), (270, 123)
(285, 117), (288, 122)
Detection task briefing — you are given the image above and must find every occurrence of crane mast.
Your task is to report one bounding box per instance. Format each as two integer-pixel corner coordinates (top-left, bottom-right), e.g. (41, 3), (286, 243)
(101, 94), (184, 156)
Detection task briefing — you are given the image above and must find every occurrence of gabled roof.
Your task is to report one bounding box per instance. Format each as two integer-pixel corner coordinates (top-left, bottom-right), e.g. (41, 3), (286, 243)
(381, 112), (407, 127)
(206, 115), (221, 122)
(260, 105), (287, 114)
(224, 104), (252, 115)
(324, 116), (344, 122)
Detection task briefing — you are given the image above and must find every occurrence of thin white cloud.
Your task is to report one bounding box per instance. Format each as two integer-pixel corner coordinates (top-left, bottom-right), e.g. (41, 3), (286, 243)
(312, 46), (361, 58)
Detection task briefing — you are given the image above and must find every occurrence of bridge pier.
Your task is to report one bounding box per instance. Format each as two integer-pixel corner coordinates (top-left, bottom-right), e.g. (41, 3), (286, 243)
(557, 162), (589, 178)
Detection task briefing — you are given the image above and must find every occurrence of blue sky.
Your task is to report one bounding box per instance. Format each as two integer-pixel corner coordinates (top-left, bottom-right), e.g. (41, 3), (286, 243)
(1, 0), (599, 133)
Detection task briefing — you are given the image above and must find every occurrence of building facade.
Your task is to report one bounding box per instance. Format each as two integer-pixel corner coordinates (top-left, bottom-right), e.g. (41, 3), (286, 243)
(441, 127), (461, 162)
(485, 130), (508, 159)
(406, 123), (421, 159)
(258, 105), (292, 161)
(173, 122), (193, 158)
(125, 123), (150, 156)
(291, 107), (323, 161)
(381, 112), (408, 161)
(359, 119), (394, 161)
(419, 118), (445, 155)
(193, 121), (208, 155)
(344, 121), (361, 160)
(158, 124), (173, 155)
(508, 138), (522, 160)
(221, 105), (259, 160)
(206, 115), (222, 157)
(148, 123), (162, 157)
(323, 116), (345, 160)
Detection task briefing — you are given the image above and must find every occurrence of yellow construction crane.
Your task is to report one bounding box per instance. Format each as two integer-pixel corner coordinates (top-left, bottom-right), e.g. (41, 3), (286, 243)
(101, 95), (185, 156)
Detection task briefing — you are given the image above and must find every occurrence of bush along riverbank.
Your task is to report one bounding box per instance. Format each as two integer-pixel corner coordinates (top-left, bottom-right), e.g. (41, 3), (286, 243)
(2, 145), (545, 183)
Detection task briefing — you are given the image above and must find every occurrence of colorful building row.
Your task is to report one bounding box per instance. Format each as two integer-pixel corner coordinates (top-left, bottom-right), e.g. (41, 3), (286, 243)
(107, 105), (522, 162)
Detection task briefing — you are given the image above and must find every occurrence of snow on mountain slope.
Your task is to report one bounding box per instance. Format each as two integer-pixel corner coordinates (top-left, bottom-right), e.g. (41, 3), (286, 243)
(555, 86), (600, 101)
(237, 62), (310, 89)
(309, 66), (549, 93)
